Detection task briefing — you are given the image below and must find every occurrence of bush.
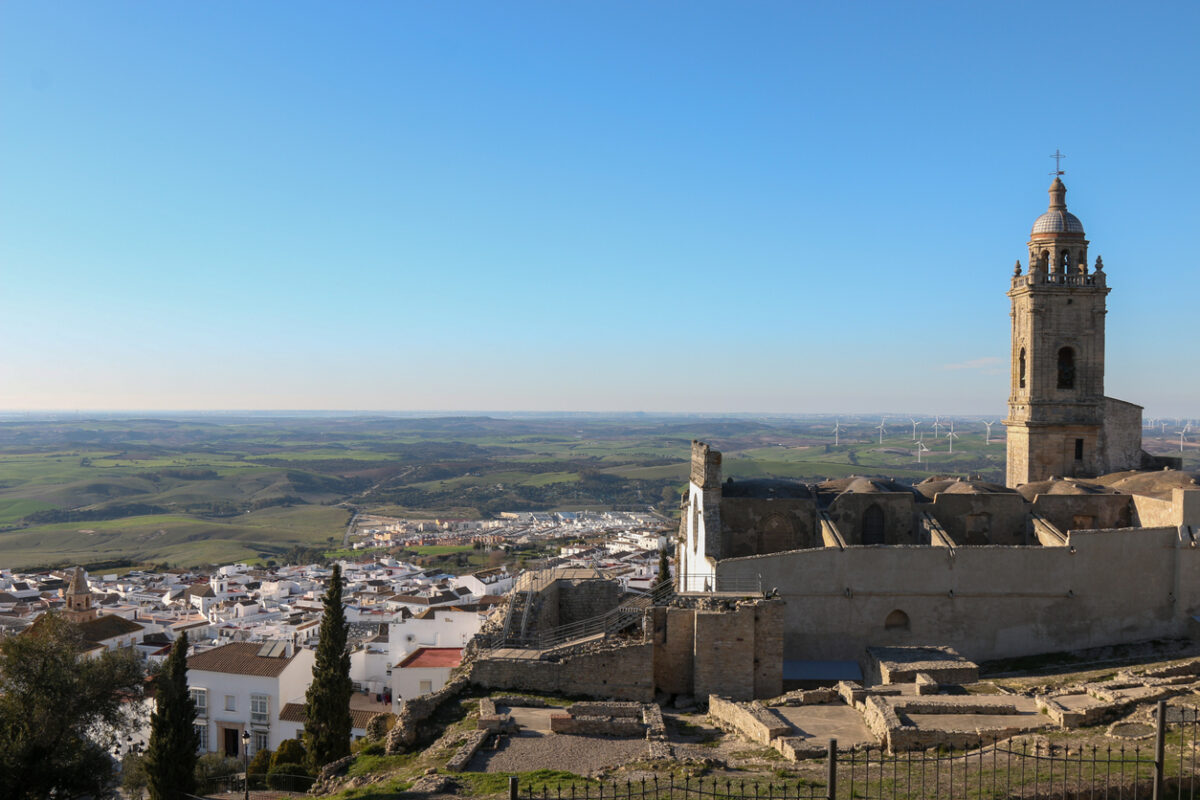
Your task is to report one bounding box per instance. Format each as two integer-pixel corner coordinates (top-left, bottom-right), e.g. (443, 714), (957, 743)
(267, 763), (312, 791)
(194, 753), (241, 783)
(247, 747), (272, 776)
(271, 738), (306, 770)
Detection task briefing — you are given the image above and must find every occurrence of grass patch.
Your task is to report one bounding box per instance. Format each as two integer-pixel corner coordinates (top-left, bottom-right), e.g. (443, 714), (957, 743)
(346, 752), (416, 778)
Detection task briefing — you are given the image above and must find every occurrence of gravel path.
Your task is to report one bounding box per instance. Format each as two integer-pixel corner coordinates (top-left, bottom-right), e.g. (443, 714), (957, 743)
(467, 732), (649, 775)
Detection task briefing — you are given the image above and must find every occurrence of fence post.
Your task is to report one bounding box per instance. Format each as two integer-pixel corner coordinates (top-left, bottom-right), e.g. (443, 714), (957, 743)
(510, 775), (519, 800)
(826, 738), (838, 800)
(1153, 700), (1166, 800)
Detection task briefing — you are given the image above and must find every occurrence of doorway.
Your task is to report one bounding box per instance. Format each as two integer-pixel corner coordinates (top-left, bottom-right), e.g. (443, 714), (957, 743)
(223, 727), (239, 758)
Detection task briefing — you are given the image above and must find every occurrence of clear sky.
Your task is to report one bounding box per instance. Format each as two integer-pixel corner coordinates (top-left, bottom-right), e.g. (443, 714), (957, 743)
(2, 1), (1197, 416)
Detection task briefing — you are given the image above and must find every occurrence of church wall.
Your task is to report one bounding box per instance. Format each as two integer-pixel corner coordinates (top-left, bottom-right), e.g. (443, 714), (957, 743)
(1030, 494), (1131, 533)
(715, 527), (1186, 663)
(827, 493), (917, 545)
(926, 494), (1028, 545)
(719, 497), (817, 557)
(1102, 397), (1144, 472)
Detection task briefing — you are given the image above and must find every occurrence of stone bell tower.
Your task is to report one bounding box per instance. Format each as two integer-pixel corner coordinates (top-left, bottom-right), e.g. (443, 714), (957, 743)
(1003, 175), (1111, 488)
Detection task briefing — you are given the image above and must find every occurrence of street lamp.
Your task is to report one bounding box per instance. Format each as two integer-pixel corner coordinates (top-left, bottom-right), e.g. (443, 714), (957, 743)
(241, 730), (250, 800)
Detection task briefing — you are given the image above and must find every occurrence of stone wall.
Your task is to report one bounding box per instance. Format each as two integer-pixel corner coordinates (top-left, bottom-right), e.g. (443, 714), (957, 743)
(1032, 493), (1131, 534)
(828, 493), (918, 546)
(652, 606), (695, 696)
(720, 498), (818, 557)
(716, 527), (1192, 663)
(707, 695), (790, 745)
(927, 493), (1028, 546)
(470, 643), (655, 701)
(548, 714), (645, 736)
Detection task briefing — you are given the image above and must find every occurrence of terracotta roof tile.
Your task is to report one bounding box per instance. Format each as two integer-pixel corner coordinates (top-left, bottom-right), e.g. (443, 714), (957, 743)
(396, 647), (462, 669)
(187, 642), (299, 677)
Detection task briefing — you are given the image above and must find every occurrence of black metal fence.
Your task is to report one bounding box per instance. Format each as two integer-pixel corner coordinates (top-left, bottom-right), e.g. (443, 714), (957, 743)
(185, 771), (314, 799)
(517, 701), (1200, 800)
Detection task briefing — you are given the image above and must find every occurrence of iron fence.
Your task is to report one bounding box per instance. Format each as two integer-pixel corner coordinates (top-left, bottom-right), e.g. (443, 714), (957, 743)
(184, 771), (314, 799)
(517, 701), (1200, 800)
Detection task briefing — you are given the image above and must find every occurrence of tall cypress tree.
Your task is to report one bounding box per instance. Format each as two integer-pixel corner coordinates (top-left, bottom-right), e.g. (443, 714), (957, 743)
(304, 563), (352, 772)
(657, 546), (672, 589)
(144, 633), (199, 800)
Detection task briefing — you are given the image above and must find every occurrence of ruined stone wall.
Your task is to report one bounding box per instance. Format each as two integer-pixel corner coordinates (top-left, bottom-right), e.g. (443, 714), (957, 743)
(470, 644), (655, 701)
(694, 610), (755, 700)
(651, 606), (694, 696)
(716, 527), (1189, 663)
(1134, 489), (1200, 528)
(719, 497), (817, 558)
(707, 695), (790, 745)
(1032, 493), (1132, 534)
(828, 493), (918, 545)
(753, 600), (784, 699)
(926, 493), (1028, 546)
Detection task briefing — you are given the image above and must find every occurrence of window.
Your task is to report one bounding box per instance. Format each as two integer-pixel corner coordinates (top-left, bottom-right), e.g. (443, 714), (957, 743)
(1074, 438), (1084, 461)
(194, 723), (209, 752)
(253, 731), (269, 755)
(418, 680), (433, 694)
(190, 688), (207, 716)
(225, 695), (236, 712)
(1057, 347), (1075, 389)
(250, 694), (269, 725)
(1018, 348), (1026, 389)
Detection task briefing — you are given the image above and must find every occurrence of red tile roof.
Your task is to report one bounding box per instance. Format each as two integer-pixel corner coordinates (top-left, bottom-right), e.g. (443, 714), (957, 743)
(396, 647), (462, 669)
(279, 702), (381, 730)
(187, 642), (299, 677)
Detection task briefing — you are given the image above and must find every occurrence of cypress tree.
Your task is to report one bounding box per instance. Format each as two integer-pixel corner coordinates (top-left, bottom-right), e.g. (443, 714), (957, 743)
(303, 563), (352, 772)
(144, 633), (199, 800)
(657, 546), (672, 589)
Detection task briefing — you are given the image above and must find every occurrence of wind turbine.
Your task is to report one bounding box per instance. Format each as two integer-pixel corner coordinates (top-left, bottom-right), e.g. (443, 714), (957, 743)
(915, 441), (930, 465)
(833, 419), (844, 447)
(946, 421), (959, 453)
(1182, 424), (1191, 453)
(876, 418), (888, 445)
(983, 420), (997, 445)
(909, 418), (922, 440)
(1161, 421), (1169, 435)
(931, 416), (944, 438)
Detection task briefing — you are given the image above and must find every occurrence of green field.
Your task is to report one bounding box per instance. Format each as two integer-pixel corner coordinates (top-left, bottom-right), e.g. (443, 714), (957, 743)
(0, 413), (1191, 570)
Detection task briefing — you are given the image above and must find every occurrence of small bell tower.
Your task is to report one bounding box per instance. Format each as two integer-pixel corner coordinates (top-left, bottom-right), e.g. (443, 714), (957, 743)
(1004, 167), (1110, 487)
(64, 566), (98, 623)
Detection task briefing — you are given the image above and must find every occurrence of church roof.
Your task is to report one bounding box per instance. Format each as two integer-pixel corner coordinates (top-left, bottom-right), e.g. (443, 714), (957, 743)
(1016, 477), (1120, 501)
(67, 567), (90, 596)
(1091, 469), (1200, 500)
(76, 613), (143, 643)
(915, 477), (1017, 499)
(722, 478), (812, 499)
(1032, 177), (1085, 234)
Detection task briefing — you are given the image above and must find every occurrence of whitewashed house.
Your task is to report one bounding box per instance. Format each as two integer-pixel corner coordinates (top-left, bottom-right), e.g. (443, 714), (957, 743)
(186, 640), (315, 758)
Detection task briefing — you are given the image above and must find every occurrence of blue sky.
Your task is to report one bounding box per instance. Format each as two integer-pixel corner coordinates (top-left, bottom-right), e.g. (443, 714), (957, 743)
(2, 1), (1197, 415)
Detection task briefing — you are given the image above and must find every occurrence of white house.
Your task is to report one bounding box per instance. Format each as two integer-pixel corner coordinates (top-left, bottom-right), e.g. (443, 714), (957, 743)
(186, 641), (315, 758)
(392, 646), (462, 708)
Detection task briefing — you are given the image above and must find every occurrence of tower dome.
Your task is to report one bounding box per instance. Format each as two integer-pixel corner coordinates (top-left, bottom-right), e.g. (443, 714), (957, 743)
(1031, 177), (1085, 235)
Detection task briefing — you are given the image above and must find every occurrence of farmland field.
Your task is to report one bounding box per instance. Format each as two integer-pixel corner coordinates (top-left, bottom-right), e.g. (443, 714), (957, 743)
(0, 412), (1189, 571)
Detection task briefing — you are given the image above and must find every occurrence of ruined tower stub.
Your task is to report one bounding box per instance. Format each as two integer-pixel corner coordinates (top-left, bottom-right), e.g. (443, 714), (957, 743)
(1004, 177), (1110, 487)
(679, 440), (723, 588)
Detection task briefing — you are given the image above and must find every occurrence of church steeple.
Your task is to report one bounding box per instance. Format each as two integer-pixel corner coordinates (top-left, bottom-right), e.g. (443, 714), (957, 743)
(1003, 169), (1111, 487)
(64, 566), (97, 622)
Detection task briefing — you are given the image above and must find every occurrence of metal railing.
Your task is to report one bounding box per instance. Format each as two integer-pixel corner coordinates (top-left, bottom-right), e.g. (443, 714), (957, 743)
(516, 701), (1200, 800)
(187, 771), (314, 799)
(677, 573), (764, 595)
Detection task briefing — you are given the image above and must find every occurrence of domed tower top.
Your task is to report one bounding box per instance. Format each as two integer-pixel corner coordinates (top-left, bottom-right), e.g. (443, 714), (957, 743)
(1031, 177), (1085, 235)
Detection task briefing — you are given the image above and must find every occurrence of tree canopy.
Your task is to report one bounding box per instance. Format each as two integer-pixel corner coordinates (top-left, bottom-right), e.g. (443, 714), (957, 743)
(0, 612), (144, 800)
(303, 564), (352, 771)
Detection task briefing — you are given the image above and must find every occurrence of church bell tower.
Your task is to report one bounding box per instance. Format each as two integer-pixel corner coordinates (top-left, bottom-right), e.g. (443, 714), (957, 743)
(1003, 173), (1110, 488)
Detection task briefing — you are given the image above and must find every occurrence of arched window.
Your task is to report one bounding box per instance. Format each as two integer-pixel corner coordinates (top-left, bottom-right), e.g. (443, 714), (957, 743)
(1018, 348), (1026, 389)
(1039, 250), (1050, 270)
(884, 609), (910, 631)
(862, 504), (885, 545)
(1061, 250), (1071, 271)
(1057, 347), (1076, 389)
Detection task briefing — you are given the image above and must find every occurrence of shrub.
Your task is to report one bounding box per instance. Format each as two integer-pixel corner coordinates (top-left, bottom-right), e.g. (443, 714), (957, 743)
(271, 738), (306, 770)
(267, 762), (312, 791)
(247, 748), (272, 776)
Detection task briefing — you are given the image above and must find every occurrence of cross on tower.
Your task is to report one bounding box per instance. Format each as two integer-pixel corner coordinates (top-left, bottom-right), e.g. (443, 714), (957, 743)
(1049, 149), (1066, 176)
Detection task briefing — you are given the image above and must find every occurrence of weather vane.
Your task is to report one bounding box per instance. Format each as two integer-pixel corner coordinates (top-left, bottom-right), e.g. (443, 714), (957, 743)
(1049, 149), (1066, 176)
